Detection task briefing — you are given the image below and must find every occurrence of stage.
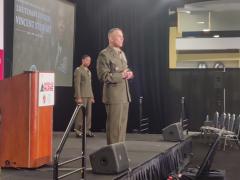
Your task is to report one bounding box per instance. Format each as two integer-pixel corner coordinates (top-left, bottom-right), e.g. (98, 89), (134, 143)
(0, 132), (193, 180)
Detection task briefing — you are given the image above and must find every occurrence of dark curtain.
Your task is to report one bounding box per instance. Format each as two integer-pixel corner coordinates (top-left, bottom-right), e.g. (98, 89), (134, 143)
(4, 0), (14, 77)
(114, 138), (192, 180)
(4, 0), (181, 132)
(6, 0), (240, 132)
(73, 0), (178, 133)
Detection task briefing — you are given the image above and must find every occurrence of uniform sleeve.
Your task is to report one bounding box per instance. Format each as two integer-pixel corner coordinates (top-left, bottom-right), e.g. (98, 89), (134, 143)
(96, 53), (123, 84)
(90, 72), (94, 98)
(74, 68), (81, 98)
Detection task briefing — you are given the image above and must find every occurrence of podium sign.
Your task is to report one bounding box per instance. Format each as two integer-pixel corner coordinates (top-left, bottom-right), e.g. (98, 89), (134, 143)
(38, 73), (55, 106)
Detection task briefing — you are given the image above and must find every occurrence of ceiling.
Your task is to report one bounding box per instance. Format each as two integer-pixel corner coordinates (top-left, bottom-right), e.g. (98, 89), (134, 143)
(183, 0), (240, 12)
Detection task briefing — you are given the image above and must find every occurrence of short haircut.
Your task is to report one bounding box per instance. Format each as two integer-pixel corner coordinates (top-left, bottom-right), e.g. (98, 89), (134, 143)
(108, 28), (122, 38)
(81, 54), (90, 60)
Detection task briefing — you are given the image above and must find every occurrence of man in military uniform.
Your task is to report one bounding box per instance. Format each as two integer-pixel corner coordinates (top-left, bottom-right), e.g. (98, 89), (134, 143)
(74, 55), (95, 137)
(96, 28), (134, 144)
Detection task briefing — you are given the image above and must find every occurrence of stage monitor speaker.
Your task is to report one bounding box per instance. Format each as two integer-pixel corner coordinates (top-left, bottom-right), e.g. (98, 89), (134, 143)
(162, 122), (184, 141)
(89, 142), (129, 174)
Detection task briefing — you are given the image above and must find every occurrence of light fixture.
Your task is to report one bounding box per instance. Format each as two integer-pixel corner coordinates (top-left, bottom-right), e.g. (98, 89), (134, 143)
(197, 21), (205, 24)
(213, 35), (220, 38)
(203, 29), (210, 32)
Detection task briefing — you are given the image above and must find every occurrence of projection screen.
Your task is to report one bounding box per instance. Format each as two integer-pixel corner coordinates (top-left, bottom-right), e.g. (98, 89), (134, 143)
(13, 0), (75, 86)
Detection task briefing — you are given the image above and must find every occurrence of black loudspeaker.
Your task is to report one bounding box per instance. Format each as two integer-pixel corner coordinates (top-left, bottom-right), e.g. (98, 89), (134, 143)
(162, 122), (184, 141)
(89, 142), (129, 174)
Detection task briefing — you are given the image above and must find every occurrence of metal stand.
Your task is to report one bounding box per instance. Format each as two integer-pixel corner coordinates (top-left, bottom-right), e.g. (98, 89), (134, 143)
(138, 97), (149, 133)
(223, 67), (226, 114)
(53, 104), (86, 180)
(215, 67), (226, 114)
(180, 97), (189, 135)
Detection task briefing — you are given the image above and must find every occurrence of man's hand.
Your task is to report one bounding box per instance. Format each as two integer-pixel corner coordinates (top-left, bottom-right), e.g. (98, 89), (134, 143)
(122, 69), (134, 79)
(75, 97), (83, 104)
(91, 98), (95, 103)
(122, 69), (128, 79)
(126, 71), (134, 80)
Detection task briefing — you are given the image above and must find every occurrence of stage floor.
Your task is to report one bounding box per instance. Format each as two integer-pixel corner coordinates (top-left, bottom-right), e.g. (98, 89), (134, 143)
(0, 132), (194, 180)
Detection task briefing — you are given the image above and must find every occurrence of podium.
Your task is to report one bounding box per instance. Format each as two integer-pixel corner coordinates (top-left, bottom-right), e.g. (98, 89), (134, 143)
(0, 72), (54, 168)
